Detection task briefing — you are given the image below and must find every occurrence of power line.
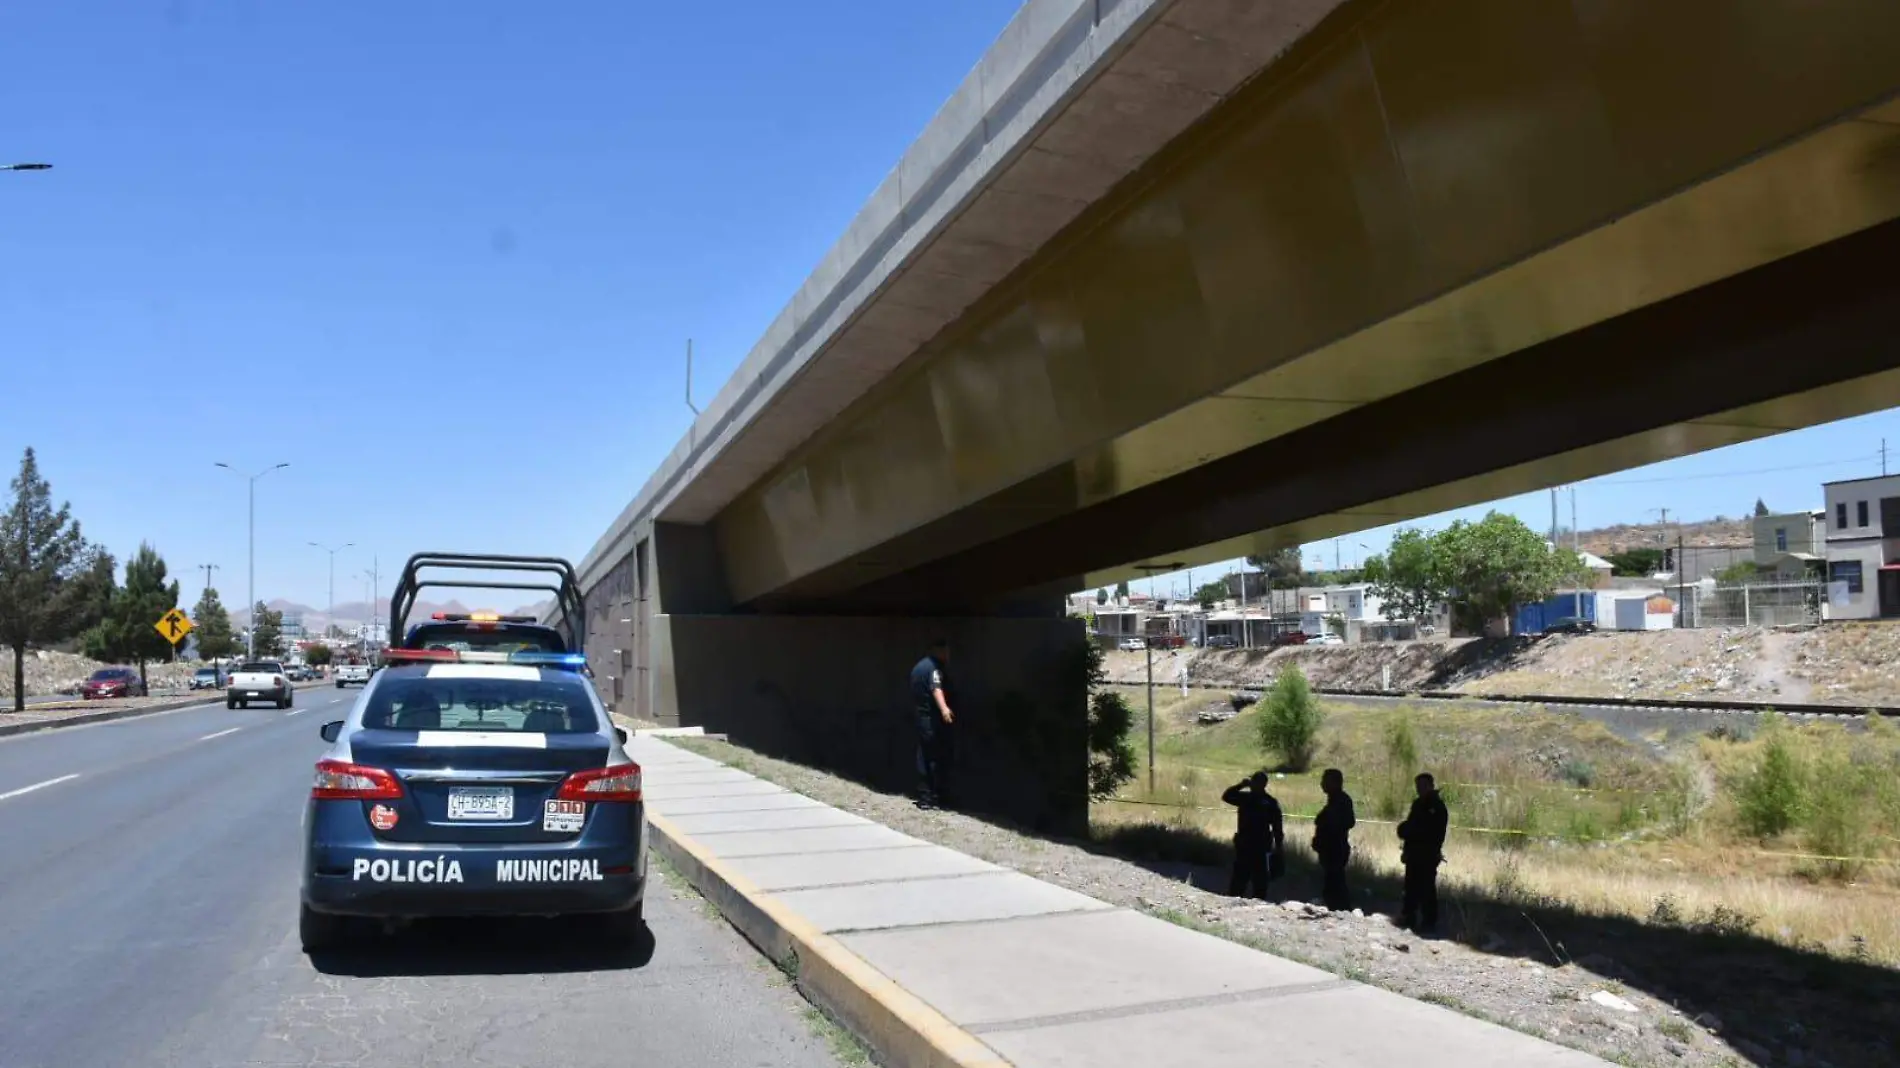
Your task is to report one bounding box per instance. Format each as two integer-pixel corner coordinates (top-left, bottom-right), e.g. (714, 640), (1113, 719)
(1592, 454), (1879, 486)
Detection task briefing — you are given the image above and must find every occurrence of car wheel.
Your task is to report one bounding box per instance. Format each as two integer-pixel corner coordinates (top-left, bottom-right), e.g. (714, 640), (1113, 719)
(299, 903), (354, 954)
(238, 700), (247, 709)
(226, 698), (236, 709)
(336, 681), (344, 689)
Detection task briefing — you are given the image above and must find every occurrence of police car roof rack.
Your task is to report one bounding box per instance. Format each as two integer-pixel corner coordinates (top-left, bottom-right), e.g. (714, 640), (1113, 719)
(389, 553), (586, 656)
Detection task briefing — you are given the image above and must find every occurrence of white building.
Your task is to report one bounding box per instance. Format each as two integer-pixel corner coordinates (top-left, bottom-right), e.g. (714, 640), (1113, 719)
(1821, 475), (1900, 620)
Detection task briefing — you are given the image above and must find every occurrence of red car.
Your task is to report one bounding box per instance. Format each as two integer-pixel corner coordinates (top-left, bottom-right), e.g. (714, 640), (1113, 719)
(80, 667), (148, 700)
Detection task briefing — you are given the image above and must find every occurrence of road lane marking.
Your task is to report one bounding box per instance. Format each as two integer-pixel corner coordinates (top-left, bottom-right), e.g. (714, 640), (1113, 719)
(200, 727), (242, 741)
(286, 708), (305, 716)
(0, 773), (80, 802)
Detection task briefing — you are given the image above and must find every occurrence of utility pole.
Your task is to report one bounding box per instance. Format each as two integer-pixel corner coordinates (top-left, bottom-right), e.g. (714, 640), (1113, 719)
(309, 542), (353, 640)
(1570, 487), (1582, 622)
(1550, 487), (1560, 547)
(1883, 438), (1888, 477)
(215, 462), (290, 658)
(198, 563), (219, 592)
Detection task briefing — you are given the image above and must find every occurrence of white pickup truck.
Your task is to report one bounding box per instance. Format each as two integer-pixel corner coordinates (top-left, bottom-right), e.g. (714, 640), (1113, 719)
(227, 660), (294, 709)
(335, 663), (372, 688)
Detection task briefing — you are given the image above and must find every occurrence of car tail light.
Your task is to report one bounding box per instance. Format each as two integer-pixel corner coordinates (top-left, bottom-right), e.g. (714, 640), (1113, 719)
(556, 763), (642, 802)
(311, 759), (403, 800)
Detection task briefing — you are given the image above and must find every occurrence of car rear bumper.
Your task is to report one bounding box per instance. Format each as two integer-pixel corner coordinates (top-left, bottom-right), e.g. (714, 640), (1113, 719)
(228, 686), (287, 700)
(303, 806), (648, 919)
(305, 870), (645, 918)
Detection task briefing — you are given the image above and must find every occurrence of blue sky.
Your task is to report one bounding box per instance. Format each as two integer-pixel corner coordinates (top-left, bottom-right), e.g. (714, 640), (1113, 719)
(4, 2), (1897, 615)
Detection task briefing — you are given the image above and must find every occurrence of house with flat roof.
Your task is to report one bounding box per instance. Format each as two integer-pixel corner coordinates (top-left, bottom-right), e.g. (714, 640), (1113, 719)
(1821, 474), (1900, 619)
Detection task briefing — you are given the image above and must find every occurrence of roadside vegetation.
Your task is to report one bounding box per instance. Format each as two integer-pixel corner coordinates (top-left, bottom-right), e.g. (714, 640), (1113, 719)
(1101, 688), (1900, 965)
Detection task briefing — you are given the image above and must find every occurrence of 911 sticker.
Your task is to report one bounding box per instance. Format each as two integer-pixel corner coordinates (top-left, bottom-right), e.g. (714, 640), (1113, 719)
(543, 799), (585, 832)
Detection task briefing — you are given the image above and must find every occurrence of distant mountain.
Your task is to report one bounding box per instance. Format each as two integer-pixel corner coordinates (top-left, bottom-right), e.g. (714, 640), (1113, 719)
(235, 597), (550, 630)
(1573, 516), (1754, 556)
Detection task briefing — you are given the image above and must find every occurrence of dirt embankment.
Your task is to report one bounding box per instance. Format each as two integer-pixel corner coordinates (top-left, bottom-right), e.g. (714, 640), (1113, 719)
(0, 650), (202, 698)
(1102, 623), (1900, 706)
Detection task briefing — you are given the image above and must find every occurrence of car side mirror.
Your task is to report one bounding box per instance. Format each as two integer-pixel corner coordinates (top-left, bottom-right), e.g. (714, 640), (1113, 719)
(319, 720), (344, 743)
(614, 726), (629, 744)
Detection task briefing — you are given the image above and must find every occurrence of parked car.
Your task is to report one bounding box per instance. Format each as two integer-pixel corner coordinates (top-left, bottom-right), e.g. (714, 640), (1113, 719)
(1205, 634), (1238, 649)
(1116, 637), (1147, 651)
(189, 666), (224, 690)
(80, 667), (147, 700)
(1308, 632), (1344, 645)
(1547, 617), (1596, 635)
(1273, 631), (1308, 647)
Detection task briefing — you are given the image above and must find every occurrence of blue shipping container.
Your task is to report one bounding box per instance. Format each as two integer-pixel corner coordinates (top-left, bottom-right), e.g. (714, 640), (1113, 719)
(1514, 592), (1598, 635)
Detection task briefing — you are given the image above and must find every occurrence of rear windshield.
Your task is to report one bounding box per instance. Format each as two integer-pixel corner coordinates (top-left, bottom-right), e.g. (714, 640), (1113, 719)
(361, 670), (601, 734)
(194, 668), (219, 676)
(237, 662), (280, 673)
(405, 622), (565, 655)
(88, 669), (131, 680)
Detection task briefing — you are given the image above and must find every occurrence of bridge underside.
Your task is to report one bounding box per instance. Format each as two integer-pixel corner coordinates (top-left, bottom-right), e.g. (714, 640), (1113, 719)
(578, 0), (1900, 829)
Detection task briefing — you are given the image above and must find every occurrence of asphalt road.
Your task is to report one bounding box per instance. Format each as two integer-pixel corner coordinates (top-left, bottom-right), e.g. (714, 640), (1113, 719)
(0, 687), (847, 1068)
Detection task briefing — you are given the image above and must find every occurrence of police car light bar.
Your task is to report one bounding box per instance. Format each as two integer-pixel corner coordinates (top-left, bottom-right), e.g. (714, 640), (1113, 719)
(380, 647), (588, 671)
(429, 612), (540, 624)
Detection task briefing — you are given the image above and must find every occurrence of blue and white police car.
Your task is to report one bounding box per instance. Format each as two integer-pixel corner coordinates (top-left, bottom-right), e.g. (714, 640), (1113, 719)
(299, 646), (646, 952)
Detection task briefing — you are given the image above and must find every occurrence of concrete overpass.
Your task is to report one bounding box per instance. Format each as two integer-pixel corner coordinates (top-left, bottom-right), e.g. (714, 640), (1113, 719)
(561, 0), (1900, 827)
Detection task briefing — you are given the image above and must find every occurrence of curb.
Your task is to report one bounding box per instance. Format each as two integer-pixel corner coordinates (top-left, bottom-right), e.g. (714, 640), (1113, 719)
(0, 680), (332, 739)
(646, 804), (1011, 1068)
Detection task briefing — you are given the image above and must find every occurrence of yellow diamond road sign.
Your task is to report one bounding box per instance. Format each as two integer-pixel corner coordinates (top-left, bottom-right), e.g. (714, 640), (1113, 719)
(156, 608), (194, 644)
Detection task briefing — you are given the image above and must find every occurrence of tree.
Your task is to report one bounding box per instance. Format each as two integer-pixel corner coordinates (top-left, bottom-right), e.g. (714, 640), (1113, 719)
(1257, 664), (1324, 772)
(81, 544), (180, 690)
(1436, 512), (1593, 632)
(1606, 548), (1664, 577)
(1245, 546), (1304, 589)
(1753, 498), (1771, 517)
(1194, 582), (1228, 610)
(304, 643), (333, 668)
(249, 602), (285, 658)
(1095, 588), (1108, 606)
(0, 449), (102, 712)
(192, 587), (239, 660)
(1076, 641), (1137, 799)
(1361, 527), (1445, 623)
(1113, 580), (1130, 601)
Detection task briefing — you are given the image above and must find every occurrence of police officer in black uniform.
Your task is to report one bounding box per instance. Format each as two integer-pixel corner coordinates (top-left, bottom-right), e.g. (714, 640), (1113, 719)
(1312, 768), (1356, 910)
(1397, 772), (1450, 933)
(1222, 771), (1284, 899)
(909, 639), (955, 810)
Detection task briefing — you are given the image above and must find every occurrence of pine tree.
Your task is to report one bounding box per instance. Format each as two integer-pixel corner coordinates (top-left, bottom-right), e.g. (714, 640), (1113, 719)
(0, 449), (100, 711)
(82, 544), (181, 690)
(250, 602), (285, 658)
(192, 587), (238, 660)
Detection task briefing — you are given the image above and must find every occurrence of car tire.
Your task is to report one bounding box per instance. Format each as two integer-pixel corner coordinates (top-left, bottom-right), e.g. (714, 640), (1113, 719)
(226, 697), (236, 709)
(336, 681), (344, 689)
(299, 903), (354, 954)
(238, 699), (247, 709)
(281, 693), (292, 709)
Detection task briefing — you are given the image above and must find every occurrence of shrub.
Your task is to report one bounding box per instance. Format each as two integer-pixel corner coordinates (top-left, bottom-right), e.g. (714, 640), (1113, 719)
(1087, 690), (1139, 799)
(1734, 730), (1805, 839)
(1648, 893), (1683, 927)
(1074, 640), (1138, 799)
(1559, 759), (1596, 789)
(1257, 665), (1324, 771)
(1803, 752), (1868, 879)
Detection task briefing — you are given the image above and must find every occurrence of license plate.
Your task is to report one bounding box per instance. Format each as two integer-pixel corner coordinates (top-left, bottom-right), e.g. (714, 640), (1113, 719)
(448, 787), (514, 821)
(247, 691), (261, 697)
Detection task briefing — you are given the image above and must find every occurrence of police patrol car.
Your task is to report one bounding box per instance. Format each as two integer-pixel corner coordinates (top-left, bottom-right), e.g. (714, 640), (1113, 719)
(298, 553), (644, 952)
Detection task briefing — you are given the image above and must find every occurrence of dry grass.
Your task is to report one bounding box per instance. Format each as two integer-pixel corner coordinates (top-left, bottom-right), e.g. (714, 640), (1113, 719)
(1098, 693), (1900, 965)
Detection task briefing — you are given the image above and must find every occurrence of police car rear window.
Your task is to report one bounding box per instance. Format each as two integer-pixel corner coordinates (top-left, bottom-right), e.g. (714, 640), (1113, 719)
(361, 672), (601, 734)
(407, 623), (565, 654)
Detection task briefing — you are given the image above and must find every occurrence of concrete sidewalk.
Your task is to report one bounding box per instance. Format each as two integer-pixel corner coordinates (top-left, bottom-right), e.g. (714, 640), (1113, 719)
(630, 735), (1610, 1068)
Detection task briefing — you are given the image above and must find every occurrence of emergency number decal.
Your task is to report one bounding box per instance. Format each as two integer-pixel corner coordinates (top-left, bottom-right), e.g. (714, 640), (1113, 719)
(543, 799), (585, 832)
(369, 804), (399, 831)
(352, 857), (464, 883)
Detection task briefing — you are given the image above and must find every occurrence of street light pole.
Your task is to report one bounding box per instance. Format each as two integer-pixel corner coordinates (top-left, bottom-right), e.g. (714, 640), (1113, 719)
(2, 163), (52, 172)
(310, 542), (353, 641)
(216, 462), (289, 658)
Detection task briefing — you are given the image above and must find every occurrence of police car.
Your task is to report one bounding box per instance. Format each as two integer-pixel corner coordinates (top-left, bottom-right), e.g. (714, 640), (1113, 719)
(299, 645), (646, 952)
